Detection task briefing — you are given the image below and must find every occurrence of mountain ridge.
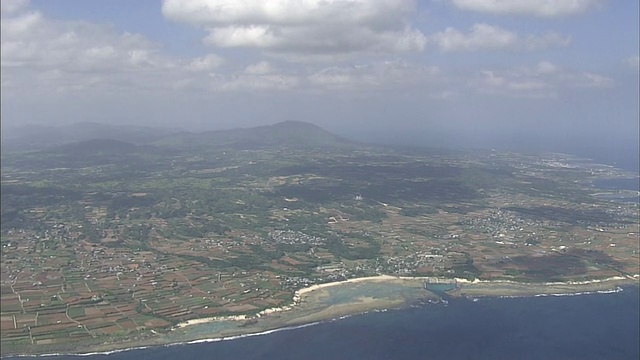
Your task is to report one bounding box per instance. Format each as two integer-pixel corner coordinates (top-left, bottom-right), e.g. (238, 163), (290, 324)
(151, 120), (351, 150)
(1, 122), (184, 151)
(2, 121), (354, 153)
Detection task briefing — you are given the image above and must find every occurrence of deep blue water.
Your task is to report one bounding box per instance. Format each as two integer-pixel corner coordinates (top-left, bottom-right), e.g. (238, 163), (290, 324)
(28, 287), (639, 360)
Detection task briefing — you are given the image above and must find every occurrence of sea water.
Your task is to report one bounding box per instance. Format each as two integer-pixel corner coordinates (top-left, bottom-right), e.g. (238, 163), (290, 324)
(26, 286), (639, 360)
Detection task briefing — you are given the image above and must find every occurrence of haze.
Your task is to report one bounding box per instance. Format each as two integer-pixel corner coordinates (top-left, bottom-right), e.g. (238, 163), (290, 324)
(1, 0), (638, 164)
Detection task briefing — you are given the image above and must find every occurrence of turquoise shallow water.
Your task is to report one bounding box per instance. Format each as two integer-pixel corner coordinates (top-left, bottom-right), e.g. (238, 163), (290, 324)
(425, 283), (456, 294)
(322, 282), (425, 306)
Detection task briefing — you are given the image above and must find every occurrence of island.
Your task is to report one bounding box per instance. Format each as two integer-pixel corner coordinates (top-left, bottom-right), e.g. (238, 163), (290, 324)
(1, 121), (638, 356)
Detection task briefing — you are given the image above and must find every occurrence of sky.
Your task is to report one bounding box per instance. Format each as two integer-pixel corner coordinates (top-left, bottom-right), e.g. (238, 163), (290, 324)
(1, 0), (638, 154)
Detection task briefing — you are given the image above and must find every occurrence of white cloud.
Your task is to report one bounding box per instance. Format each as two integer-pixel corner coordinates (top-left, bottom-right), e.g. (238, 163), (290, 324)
(162, 0), (416, 28)
(204, 25), (275, 48)
(0, 10), (173, 73)
(162, 0), (426, 60)
(1, 0), (622, 123)
(523, 32), (571, 51)
(535, 61), (558, 74)
(0, 0), (29, 16)
(1, 4), (375, 96)
(472, 62), (614, 98)
(244, 61), (273, 75)
(564, 72), (614, 88)
(431, 23), (517, 52)
(624, 55), (639, 70)
(430, 23), (570, 52)
(429, 90), (457, 100)
(308, 67), (377, 89)
(210, 73), (300, 91)
(1, 10), (42, 39)
(449, 0), (602, 18)
(0, 4), (226, 96)
(187, 54), (225, 72)
(478, 69), (553, 98)
(307, 61), (441, 91)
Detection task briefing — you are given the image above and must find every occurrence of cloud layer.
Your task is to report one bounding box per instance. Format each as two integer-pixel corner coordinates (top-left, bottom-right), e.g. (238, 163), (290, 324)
(162, 0), (426, 59)
(430, 23), (570, 52)
(450, 0), (602, 17)
(2, 14), (169, 72)
(473, 61), (614, 98)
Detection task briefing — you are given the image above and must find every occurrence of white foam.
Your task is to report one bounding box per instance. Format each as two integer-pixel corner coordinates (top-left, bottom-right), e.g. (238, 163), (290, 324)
(494, 286), (624, 299)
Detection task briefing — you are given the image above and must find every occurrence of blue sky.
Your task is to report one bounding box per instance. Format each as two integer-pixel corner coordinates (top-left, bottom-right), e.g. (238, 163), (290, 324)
(1, 0), (638, 153)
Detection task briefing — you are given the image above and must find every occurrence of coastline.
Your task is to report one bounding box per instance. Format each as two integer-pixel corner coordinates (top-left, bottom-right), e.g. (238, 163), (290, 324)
(450, 275), (638, 298)
(2, 275), (638, 358)
(172, 274), (639, 330)
(169, 275), (413, 331)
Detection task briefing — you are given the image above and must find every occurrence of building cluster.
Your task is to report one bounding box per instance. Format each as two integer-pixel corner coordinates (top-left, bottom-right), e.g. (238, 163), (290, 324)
(267, 230), (326, 246)
(376, 251), (446, 275)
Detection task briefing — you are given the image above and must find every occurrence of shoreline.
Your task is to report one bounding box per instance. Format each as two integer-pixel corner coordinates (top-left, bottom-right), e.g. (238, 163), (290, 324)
(170, 275), (407, 330)
(2, 275), (638, 358)
(451, 275), (638, 298)
(173, 274), (640, 328)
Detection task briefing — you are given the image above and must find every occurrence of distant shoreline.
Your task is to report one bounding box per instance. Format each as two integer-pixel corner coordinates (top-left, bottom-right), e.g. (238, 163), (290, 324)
(3, 275), (638, 358)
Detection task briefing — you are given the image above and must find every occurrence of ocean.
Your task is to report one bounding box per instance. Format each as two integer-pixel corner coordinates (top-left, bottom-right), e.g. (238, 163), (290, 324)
(26, 286), (639, 360)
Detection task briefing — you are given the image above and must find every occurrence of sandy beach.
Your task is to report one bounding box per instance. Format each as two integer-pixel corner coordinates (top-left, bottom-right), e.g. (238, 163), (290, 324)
(175, 315), (248, 328)
(294, 275), (399, 296)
